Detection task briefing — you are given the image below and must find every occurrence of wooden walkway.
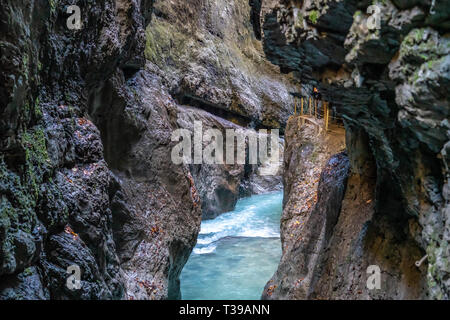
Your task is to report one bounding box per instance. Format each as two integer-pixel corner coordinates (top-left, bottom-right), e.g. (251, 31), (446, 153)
(291, 96), (344, 133)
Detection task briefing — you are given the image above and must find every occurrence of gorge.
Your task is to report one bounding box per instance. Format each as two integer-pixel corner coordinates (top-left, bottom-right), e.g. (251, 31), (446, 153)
(181, 191), (283, 300)
(0, 0), (449, 300)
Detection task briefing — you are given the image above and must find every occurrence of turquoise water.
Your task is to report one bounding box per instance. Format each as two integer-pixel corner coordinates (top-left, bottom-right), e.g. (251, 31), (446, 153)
(180, 192), (283, 300)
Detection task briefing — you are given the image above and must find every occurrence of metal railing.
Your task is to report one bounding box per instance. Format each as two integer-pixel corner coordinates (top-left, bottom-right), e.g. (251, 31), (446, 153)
(292, 97), (344, 132)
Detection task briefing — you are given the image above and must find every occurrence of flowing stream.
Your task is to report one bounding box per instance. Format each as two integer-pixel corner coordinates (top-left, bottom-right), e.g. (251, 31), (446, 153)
(180, 191), (283, 300)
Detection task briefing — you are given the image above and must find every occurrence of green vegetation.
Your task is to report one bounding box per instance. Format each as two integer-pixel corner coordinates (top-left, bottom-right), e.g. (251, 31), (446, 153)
(34, 97), (42, 118)
(23, 267), (33, 276)
(145, 26), (159, 63)
(21, 127), (49, 198)
(145, 18), (188, 67)
(309, 10), (319, 24)
(415, 29), (424, 42)
(22, 54), (29, 81)
(0, 157), (38, 270)
(413, 71), (419, 83)
(295, 14), (304, 28)
(49, 0), (58, 14)
(400, 28), (444, 67)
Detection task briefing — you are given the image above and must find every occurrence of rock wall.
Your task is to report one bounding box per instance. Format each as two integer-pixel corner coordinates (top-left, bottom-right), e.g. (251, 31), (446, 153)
(0, 0), (294, 299)
(1, 0), (447, 301)
(144, 0), (294, 219)
(0, 0), (202, 300)
(146, 0), (296, 129)
(176, 105), (284, 220)
(261, 0), (449, 299)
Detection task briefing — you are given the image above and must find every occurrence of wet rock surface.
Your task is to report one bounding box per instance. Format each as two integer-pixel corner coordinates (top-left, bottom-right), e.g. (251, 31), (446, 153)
(261, 0), (449, 299)
(176, 106), (283, 220)
(0, 0), (292, 300)
(264, 121), (427, 299)
(0, 0), (448, 301)
(143, 0), (292, 220)
(0, 0), (200, 300)
(146, 0), (297, 130)
(263, 117), (347, 299)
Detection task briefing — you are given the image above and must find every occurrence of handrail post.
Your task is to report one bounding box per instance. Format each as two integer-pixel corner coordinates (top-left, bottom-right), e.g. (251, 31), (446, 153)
(309, 97), (312, 116)
(301, 97), (304, 116)
(294, 97), (297, 115)
(315, 99), (318, 118)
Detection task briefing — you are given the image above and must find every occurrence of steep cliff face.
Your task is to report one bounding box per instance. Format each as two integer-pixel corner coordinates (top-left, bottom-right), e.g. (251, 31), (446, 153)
(176, 105), (284, 220)
(261, 0), (449, 299)
(146, 0), (296, 129)
(1, 0), (447, 301)
(0, 0), (294, 300)
(144, 0), (294, 219)
(0, 0), (202, 300)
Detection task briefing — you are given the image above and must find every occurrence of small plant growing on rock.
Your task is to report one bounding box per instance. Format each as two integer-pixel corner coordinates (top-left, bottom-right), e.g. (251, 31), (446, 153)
(309, 10), (319, 24)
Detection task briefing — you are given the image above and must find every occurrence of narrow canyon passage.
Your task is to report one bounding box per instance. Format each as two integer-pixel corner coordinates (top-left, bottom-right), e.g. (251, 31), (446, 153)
(180, 192), (283, 300)
(1, 0), (448, 302)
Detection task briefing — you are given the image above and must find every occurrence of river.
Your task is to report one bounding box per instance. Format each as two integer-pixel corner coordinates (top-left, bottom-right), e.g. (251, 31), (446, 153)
(180, 191), (283, 300)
